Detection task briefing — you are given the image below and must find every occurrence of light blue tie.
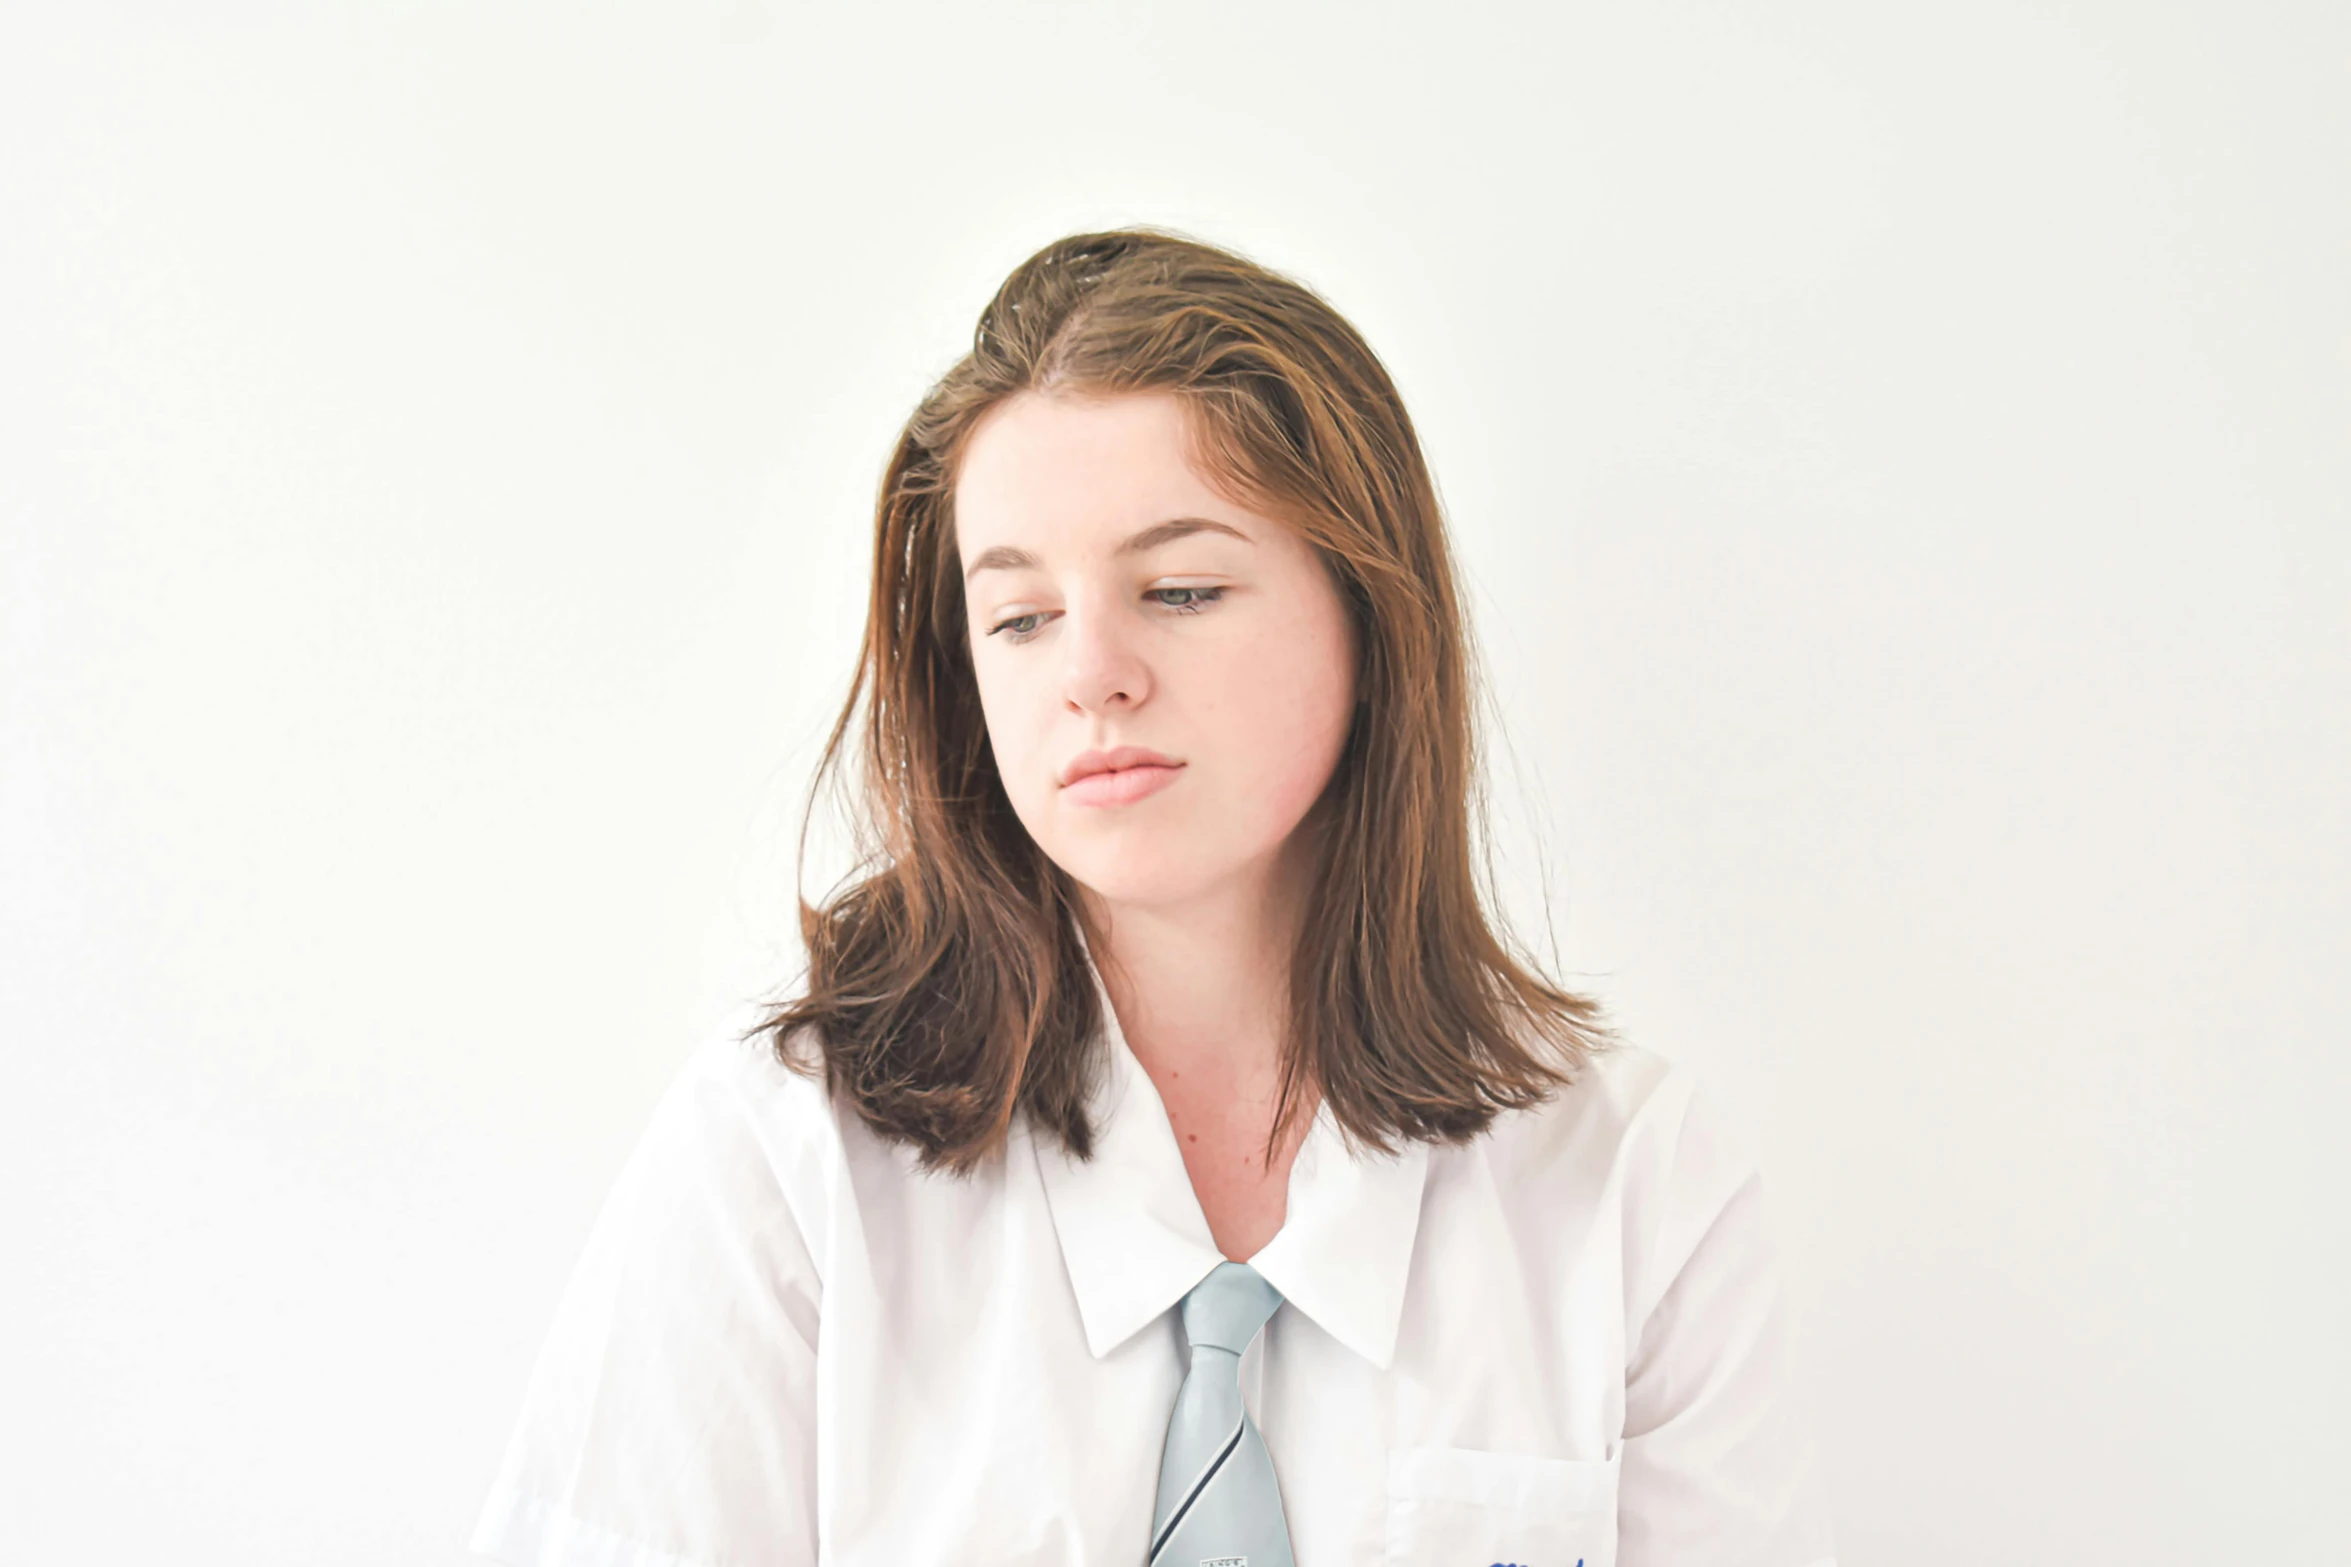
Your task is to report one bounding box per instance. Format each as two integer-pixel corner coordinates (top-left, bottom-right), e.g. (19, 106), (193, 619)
(1149, 1261), (1296, 1567)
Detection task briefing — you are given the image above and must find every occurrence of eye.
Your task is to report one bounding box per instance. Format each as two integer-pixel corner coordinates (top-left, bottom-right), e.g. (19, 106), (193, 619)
(986, 612), (1048, 642)
(1147, 586), (1225, 614)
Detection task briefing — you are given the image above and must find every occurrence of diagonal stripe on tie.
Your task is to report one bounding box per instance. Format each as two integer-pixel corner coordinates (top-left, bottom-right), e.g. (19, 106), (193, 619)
(1148, 1418), (1244, 1561)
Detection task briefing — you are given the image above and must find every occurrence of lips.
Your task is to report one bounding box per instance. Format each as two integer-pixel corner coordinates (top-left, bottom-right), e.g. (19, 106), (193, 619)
(1061, 761), (1183, 807)
(1058, 745), (1182, 788)
(1057, 746), (1185, 808)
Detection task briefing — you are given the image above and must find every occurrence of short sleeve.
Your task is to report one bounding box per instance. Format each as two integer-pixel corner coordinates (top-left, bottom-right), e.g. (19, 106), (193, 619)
(470, 1031), (826, 1567)
(1618, 1076), (1838, 1567)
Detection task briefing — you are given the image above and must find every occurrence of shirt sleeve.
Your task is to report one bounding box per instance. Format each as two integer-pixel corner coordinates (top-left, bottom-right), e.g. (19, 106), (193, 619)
(470, 1029), (826, 1567)
(1617, 1074), (1839, 1567)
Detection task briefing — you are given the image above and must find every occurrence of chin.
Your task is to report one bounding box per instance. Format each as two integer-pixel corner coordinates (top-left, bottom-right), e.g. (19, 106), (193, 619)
(1048, 844), (1244, 913)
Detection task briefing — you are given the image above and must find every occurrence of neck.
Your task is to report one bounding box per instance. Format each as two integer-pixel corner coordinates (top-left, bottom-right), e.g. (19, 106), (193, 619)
(1077, 830), (1324, 1111)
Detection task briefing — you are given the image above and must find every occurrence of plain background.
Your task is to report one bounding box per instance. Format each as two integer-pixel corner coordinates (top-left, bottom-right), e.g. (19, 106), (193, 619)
(4, 4), (2344, 1563)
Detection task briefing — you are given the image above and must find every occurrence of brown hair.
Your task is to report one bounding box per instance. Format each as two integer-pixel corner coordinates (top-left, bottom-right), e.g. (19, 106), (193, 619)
(744, 226), (1615, 1176)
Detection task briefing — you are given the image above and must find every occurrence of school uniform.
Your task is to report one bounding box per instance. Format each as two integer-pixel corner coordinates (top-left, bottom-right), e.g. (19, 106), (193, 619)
(471, 942), (1837, 1567)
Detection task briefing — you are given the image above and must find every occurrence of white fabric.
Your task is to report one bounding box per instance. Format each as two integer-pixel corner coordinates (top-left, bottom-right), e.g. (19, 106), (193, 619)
(472, 947), (1838, 1567)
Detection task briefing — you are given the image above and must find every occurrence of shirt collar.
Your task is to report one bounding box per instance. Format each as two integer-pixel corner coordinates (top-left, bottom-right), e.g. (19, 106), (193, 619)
(1027, 931), (1430, 1369)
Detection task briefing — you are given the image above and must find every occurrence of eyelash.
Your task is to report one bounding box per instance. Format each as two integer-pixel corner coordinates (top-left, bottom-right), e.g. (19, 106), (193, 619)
(987, 587), (1225, 644)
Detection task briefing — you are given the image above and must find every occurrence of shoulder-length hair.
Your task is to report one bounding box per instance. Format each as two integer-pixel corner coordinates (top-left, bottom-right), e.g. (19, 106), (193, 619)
(745, 225), (1615, 1176)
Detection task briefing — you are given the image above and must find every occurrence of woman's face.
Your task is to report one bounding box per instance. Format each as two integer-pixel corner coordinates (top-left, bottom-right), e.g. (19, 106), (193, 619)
(955, 389), (1359, 918)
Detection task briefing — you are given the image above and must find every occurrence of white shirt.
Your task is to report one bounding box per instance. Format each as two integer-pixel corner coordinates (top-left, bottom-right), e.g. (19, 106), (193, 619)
(472, 949), (1838, 1567)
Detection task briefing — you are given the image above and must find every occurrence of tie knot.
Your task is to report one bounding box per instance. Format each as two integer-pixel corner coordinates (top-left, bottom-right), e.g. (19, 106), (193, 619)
(1181, 1261), (1284, 1354)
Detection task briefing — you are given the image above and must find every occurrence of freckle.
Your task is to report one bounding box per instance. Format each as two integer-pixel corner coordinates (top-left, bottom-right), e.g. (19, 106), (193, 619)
(1187, 1134), (1198, 1143)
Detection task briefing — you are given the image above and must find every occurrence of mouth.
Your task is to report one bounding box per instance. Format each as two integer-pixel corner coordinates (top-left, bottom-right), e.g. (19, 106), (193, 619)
(1060, 761), (1184, 807)
(1058, 745), (1182, 789)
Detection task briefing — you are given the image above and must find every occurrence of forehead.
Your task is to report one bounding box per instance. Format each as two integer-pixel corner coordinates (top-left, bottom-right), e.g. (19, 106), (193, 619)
(953, 390), (1248, 549)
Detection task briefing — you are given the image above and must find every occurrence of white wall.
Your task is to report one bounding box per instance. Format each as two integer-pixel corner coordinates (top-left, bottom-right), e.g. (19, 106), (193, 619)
(4, 4), (2343, 1563)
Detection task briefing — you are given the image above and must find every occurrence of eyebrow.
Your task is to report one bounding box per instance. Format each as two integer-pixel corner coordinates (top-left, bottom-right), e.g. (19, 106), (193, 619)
(962, 516), (1254, 583)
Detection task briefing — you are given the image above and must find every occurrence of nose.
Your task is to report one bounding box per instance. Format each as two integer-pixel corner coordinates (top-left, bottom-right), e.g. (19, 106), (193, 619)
(1059, 588), (1153, 714)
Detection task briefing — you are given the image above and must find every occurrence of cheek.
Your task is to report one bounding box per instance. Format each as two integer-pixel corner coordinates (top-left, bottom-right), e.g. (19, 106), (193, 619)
(972, 658), (1049, 801)
(1202, 624), (1357, 833)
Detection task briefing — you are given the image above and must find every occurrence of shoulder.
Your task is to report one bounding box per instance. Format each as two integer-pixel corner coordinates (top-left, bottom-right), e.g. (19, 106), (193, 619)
(611, 1004), (869, 1272)
(670, 1006), (851, 1163)
(1472, 1037), (1775, 1308)
(1474, 1035), (1729, 1184)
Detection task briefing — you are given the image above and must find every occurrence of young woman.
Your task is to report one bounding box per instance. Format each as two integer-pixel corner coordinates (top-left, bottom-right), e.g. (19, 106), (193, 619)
(472, 229), (1836, 1567)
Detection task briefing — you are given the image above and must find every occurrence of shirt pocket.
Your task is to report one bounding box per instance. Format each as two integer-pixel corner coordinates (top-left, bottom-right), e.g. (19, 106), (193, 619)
(1384, 1443), (1621, 1567)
